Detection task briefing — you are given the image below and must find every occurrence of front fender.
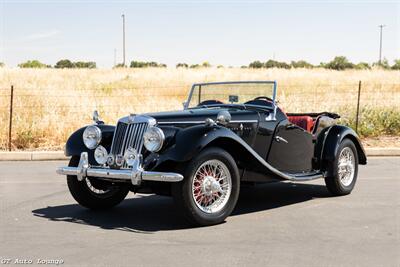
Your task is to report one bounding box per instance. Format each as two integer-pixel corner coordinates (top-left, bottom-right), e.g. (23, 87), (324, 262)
(155, 125), (271, 174)
(320, 125), (367, 176)
(65, 124), (115, 158)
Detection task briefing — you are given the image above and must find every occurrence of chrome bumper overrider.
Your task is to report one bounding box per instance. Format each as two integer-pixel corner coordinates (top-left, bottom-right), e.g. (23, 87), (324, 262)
(56, 152), (184, 185)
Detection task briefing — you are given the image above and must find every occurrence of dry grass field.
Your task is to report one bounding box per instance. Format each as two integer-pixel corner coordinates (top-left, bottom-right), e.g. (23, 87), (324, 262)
(0, 67), (399, 150)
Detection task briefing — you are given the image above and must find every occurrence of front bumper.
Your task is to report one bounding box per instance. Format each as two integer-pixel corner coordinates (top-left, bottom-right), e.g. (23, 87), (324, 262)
(56, 152), (184, 185)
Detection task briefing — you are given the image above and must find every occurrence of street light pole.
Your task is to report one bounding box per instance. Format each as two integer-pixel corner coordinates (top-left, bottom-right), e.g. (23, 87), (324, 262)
(378, 24), (385, 65)
(122, 14), (126, 67)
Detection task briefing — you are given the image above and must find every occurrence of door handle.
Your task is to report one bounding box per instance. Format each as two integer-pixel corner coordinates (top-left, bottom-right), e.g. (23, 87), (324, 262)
(275, 136), (288, 143)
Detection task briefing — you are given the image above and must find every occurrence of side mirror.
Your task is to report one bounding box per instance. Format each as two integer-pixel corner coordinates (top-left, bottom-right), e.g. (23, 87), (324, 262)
(216, 110), (231, 126)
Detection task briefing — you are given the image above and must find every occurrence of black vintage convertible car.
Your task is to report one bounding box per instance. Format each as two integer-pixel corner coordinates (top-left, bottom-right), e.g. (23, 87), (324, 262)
(57, 81), (367, 226)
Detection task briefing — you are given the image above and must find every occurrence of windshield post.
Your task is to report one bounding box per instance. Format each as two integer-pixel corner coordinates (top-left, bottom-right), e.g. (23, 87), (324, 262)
(272, 81), (277, 120)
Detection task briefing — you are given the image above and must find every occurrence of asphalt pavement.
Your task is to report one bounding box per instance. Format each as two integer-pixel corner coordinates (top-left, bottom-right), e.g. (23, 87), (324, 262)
(0, 157), (399, 267)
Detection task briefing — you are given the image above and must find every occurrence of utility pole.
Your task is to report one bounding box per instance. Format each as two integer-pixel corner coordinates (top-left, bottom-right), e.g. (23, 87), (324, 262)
(378, 25), (385, 64)
(122, 14), (126, 67)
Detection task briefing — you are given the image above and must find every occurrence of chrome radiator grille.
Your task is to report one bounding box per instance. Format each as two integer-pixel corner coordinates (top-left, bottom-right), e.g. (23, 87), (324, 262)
(110, 121), (148, 156)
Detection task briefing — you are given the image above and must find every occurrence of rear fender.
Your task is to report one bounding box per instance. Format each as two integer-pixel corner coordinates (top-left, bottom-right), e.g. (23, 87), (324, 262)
(318, 125), (367, 177)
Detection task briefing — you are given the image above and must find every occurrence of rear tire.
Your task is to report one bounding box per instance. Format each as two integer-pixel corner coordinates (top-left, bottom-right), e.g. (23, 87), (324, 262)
(67, 156), (129, 210)
(324, 139), (359, 196)
(172, 147), (240, 226)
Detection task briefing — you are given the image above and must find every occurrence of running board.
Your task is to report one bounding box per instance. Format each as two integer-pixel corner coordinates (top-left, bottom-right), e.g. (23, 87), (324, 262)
(281, 171), (324, 181)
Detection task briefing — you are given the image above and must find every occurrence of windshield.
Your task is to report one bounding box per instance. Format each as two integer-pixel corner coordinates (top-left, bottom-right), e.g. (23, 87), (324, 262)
(186, 81), (276, 109)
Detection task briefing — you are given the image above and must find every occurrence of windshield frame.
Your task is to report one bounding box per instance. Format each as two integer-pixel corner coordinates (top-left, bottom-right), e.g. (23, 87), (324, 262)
(184, 81), (277, 117)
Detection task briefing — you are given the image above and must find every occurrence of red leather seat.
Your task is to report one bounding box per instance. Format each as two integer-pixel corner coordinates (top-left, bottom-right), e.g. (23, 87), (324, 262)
(287, 116), (314, 132)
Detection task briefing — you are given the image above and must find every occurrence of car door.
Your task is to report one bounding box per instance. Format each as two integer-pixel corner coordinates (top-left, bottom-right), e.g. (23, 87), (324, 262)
(267, 120), (314, 173)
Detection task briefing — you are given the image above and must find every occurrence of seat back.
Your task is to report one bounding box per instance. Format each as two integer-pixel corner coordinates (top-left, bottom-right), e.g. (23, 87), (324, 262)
(287, 116), (314, 132)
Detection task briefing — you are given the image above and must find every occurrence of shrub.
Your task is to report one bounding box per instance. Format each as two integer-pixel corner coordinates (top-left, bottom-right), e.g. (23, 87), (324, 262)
(372, 58), (391, 70)
(189, 64), (200, 69)
(325, 56), (354, 70)
(391, 59), (400, 70)
(74, 61), (96, 69)
(249, 61), (263, 68)
(291, 60), (313, 68)
(265, 60), (291, 69)
(54, 59), (73, 68)
(0, 62), (4, 68)
(355, 62), (371, 70)
(18, 60), (49, 68)
(202, 61), (211, 68)
(130, 61), (167, 68)
(176, 63), (189, 68)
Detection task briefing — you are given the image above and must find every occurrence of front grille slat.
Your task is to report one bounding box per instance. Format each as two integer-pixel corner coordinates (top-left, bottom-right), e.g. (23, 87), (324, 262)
(110, 121), (149, 164)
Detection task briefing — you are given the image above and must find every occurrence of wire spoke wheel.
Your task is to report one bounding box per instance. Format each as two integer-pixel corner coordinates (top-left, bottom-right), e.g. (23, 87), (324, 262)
(192, 159), (232, 214)
(85, 178), (111, 195)
(337, 147), (355, 187)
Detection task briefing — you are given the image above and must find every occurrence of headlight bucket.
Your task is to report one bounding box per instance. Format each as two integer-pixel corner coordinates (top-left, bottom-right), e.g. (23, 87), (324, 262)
(83, 125), (102, 149)
(94, 145), (108, 165)
(143, 126), (165, 152)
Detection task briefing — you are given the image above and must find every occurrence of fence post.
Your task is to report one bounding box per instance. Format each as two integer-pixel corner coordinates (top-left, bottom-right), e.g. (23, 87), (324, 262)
(355, 81), (361, 134)
(8, 85), (14, 151)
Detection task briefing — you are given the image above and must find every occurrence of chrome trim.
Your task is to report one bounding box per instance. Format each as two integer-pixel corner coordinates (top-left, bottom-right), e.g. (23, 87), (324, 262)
(119, 114), (156, 125)
(143, 126), (165, 152)
(157, 119), (258, 125)
(83, 125), (102, 149)
(56, 152), (184, 185)
(275, 136), (288, 144)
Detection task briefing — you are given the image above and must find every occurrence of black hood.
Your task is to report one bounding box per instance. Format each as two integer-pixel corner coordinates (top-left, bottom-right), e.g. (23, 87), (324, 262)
(145, 108), (259, 124)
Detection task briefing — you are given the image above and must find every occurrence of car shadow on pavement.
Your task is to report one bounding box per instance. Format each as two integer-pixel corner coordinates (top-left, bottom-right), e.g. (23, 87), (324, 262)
(32, 182), (331, 233)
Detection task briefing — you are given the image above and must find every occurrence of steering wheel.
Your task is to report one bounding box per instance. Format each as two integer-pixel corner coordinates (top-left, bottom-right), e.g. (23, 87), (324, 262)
(254, 96), (274, 102)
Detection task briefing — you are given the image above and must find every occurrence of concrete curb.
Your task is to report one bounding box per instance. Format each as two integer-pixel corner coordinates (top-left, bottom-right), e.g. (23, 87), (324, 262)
(0, 148), (399, 161)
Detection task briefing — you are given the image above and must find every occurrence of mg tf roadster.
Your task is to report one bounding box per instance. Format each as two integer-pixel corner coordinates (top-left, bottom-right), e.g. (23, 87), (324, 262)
(57, 81), (367, 226)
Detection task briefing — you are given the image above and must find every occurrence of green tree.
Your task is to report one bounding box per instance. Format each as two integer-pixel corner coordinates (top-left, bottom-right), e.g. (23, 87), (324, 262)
(354, 62), (371, 70)
(249, 61), (263, 68)
(391, 59), (400, 70)
(176, 63), (189, 68)
(54, 59), (74, 68)
(74, 61), (96, 68)
(130, 61), (166, 68)
(18, 60), (48, 68)
(189, 64), (200, 69)
(265, 60), (291, 69)
(291, 60), (313, 68)
(325, 56), (354, 70)
(202, 61), (211, 68)
(0, 62), (4, 68)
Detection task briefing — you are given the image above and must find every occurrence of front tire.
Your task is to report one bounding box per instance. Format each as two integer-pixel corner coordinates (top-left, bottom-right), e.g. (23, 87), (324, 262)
(324, 138), (359, 196)
(172, 147), (240, 226)
(67, 156), (129, 210)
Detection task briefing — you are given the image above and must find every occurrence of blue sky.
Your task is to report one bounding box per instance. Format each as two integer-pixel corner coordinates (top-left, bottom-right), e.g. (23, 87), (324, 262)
(0, 0), (399, 68)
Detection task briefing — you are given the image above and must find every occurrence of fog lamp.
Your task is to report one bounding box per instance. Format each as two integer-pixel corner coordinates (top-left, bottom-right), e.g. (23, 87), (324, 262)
(94, 145), (108, 165)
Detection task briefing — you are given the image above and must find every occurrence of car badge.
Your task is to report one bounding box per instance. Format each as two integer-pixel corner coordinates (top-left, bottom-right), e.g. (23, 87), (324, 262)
(115, 154), (124, 166)
(128, 114), (135, 123)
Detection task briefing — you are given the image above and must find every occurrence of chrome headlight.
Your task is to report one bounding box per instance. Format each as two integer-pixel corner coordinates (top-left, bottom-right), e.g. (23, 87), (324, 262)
(82, 125), (102, 149)
(143, 126), (165, 152)
(94, 145), (108, 165)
